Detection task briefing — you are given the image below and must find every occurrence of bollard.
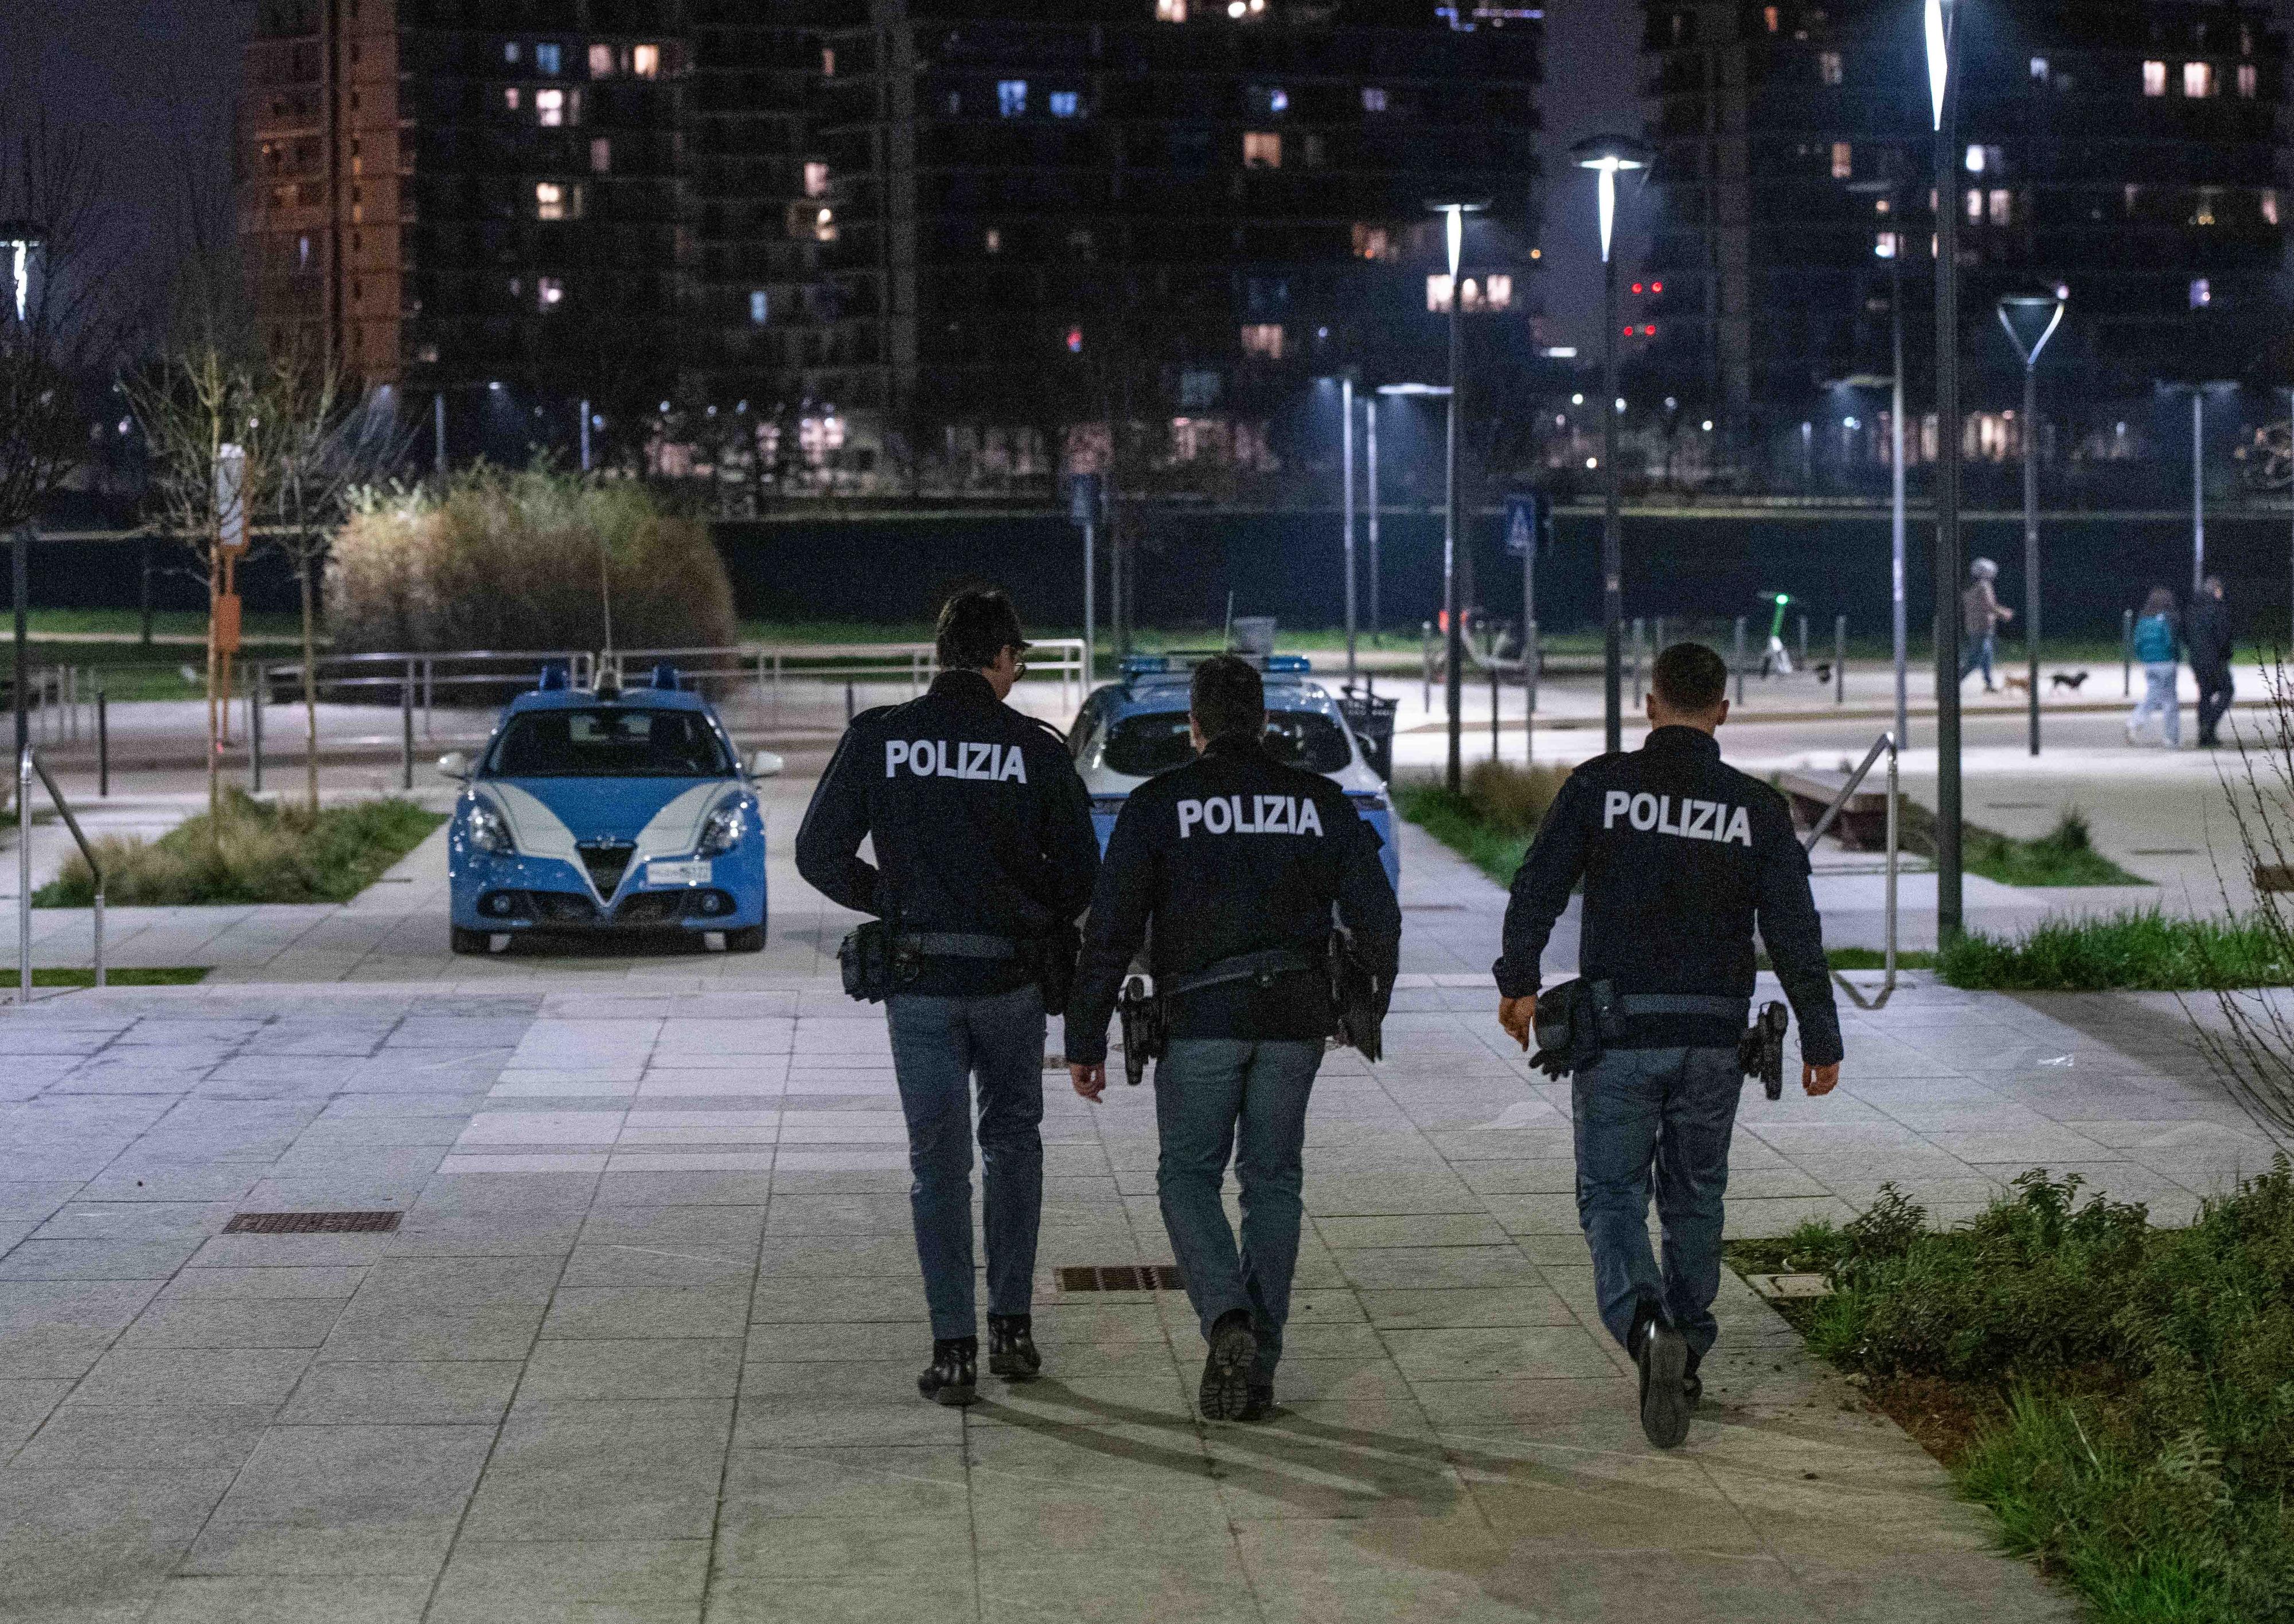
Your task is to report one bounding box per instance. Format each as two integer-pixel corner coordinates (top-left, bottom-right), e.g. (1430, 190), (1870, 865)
(251, 664), (264, 795)
(1489, 656), (1500, 761)
(845, 681), (855, 723)
(1797, 613), (1808, 671)
(2121, 607), (2133, 697)
(1630, 618), (1645, 706)
(1733, 616), (1747, 704)
(1652, 615), (1665, 658)
(1525, 620), (1539, 766)
(1835, 615), (1847, 705)
(96, 691), (108, 798)
(401, 660), (415, 792)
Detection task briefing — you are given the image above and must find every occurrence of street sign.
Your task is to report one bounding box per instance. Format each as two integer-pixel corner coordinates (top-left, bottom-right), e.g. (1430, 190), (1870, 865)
(1066, 472), (1102, 526)
(216, 443), (248, 554)
(1504, 492), (1550, 559)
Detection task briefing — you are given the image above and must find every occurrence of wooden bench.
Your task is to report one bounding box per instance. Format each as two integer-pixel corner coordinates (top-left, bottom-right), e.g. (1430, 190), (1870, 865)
(1780, 770), (1891, 852)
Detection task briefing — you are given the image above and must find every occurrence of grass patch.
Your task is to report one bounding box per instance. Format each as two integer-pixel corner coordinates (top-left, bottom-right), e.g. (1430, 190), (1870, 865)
(24, 967), (210, 987)
(1937, 910), (2292, 991)
(1899, 804), (2147, 887)
(34, 790), (443, 907)
(1734, 1168), (2294, 1624)
(1757, 947), (1942, 974)
(1393, 760), (1573, 885)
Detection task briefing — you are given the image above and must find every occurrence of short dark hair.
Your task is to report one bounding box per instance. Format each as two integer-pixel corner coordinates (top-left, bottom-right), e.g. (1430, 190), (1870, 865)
(1652, 642), (1729, 715)
(935, 588), (1028, 672)
(1191, 654), (1266, 743)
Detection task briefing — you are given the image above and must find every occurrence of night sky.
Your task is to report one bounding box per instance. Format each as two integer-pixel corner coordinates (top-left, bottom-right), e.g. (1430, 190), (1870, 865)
(2, 1), (1641, 351)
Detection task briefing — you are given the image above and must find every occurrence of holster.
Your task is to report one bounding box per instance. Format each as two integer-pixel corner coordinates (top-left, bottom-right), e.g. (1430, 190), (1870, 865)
(1530, 978), (1626, 1079)
(1116, 974), (1166, 1087)
(1327, 931), (1390, 1063)
(838, 920), (896, 1004)
(1739, 1001), (1791, 1099)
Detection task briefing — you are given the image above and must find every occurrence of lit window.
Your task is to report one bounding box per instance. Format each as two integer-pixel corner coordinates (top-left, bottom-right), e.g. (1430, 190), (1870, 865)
(2191, 278), (2211, 309)
(589, 44), (615, 77)
(1819, 51), (1842, 85)
(1050, 90), (1080, 117)
(1484, 274), (1512, 311)
(633, 43), (661, 79)
(2124, 184), (2141, 214)
(1965, 189), (1981, 222)
(1157, 0), (1188, 18)
(1964, 144), (1985, 174)
(591, 137), (611, 173)
(535, 181), (579, 220)
(1242, 131), (1281, 167)
(821, 46), (835, 76)
(814, 206), (837, 242)
(804, 161), (829, 197)
(536, 88), (565, 126)
(2238, 63), (2258, 98)
(2184, 61), (2214, 97)
(2193, 188), (2218, 227)
(997, 80), (1028, 116)
(2265, 189), (2281, 226)
(2144, 60), (2167, 96)
(2030, 56), (2048, 83)
(1239, 323), (1284, 358)
(1267, 87), (1289, 113)
(1875, 231), (1898, 259)
(750, 290), (769, 325)
(504, 41), (521, 63)
(538, 276), (565, 310)
(1351, 222), (1394, 260)
(1459, 277), (1481, 311)
(1362, 87), (1388, 112)
(1988, 189), (2011, 226)
(535, 42), (561, 74)
(1762, 6), (1778, 32)
(1426, 274), (1454, 313)
(504, 87), (521, 111)
(1831, 142), (1852, 179)
(984, 227), (1001, 253)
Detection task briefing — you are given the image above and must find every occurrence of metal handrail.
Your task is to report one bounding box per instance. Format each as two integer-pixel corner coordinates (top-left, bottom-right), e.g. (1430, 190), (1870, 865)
(16, 747), (104, 1002)
(1800, 729), (1898, 1007)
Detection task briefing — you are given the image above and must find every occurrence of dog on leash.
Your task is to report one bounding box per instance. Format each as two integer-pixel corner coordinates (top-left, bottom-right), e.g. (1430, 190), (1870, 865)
(2050, 671), (2090, 693)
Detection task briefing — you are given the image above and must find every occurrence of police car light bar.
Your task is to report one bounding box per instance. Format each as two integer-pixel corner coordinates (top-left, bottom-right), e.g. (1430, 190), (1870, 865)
(1118, 653), (1313, 678)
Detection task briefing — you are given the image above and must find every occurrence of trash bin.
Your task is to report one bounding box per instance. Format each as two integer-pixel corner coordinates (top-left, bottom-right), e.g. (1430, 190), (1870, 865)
(1337, 686), (1398, 783)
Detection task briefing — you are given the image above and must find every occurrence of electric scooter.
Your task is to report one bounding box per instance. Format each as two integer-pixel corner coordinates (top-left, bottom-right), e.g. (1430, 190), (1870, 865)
(1758, 591), (1794, 677)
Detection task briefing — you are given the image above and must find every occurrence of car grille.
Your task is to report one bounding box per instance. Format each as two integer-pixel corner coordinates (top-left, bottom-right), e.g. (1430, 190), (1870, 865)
(578, 841), (637, 896)
(531, 891), (600, 924)
(614, 892), (685, 926)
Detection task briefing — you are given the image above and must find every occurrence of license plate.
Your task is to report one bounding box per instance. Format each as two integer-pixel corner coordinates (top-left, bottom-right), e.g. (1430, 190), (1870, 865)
(647, 860), (712, 886)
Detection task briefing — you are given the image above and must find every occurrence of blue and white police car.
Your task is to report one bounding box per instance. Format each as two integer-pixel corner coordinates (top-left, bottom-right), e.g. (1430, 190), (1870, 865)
(1065, 655), (1400, 891)
(440, 667), (782, 954)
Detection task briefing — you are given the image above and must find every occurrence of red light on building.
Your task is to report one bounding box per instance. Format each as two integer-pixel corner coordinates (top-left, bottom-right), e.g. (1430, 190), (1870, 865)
(1066, 327), (1084, 352)
(1651, 280), (1664, 293)
(1630, 282), (1645, 295)
(1640, 324), (1656, 336)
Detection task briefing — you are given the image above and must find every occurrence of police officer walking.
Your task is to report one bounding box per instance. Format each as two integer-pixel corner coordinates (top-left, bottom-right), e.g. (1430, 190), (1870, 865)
(796, 588), (1100, 1406)
(1493, 642), (1842, 1449)
(1066, 655), (1400, 1422)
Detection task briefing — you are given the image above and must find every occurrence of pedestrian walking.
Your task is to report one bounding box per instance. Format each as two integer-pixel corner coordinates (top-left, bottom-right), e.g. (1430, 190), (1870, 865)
(2126, 586), (2183, 748)
(1064, 655), (1401, 1422)
(1493, 642), (1842, 1450)
(2190, 575), (2234, 749)
(1960, 557), (2014, 692)
(795, 587), (1102, 1406)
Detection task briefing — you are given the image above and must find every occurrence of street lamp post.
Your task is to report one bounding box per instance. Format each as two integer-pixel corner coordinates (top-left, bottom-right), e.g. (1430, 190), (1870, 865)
(2193, 392), (2206, 597)
(1341, 375), (1357, 680)
(1572, 137), (1652, 756)
(2, 222), (45, 803)
(1364, 396), (1380, 645)
(1849, 179), (1910, 752)
(1998, 292), (2066, 758)
(1926, 0), (1966, 942)
(1427, 198), (1488, 794)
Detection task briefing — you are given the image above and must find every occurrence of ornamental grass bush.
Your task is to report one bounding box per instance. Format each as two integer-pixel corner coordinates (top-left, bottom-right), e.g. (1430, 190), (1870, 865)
(1393, 760), (1572, 885)
(38, 790), (442, 907)
(326, 465), (736, 655)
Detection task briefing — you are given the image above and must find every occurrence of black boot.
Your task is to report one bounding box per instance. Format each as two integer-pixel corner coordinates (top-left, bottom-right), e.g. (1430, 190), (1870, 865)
(987, 1314), (1040, 1381)
(1632, 1304), (1691, 1450)
(1198, 1309), (1257, 1422)
(918, 1337), (978, 1406)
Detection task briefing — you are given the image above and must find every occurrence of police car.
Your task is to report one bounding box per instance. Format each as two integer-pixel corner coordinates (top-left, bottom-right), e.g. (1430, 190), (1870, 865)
(1066, 655), (1400, 891)
(439, 666), (782, 954)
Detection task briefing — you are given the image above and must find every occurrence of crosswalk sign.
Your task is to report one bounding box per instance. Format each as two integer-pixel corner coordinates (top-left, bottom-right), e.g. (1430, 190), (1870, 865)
(1504, 492), (1549, 559)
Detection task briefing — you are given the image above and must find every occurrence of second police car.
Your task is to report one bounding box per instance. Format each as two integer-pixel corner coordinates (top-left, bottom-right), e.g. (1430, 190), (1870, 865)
(440, 665), (782, 954)
(1066, 654), (1400, 892)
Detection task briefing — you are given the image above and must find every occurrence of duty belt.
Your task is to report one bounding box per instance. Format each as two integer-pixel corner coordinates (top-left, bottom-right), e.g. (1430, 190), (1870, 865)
(1162, 947), (1317, 999)
(894, 932), (1029, 961)
(1614, 994), (1750, 1024)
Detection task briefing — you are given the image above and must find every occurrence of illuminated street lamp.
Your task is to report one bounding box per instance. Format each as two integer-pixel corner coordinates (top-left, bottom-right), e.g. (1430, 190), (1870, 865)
(1926, 0), (1967, 942)
(1571, 135), (1651, 755)
(1426, 197), (1488, 793)
(1996, 290), (2066, 756)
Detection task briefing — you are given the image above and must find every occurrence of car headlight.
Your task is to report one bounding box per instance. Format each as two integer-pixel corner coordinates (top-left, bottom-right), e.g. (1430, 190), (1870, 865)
(696, 801), (745, 858)
(466, 797), (515, 856)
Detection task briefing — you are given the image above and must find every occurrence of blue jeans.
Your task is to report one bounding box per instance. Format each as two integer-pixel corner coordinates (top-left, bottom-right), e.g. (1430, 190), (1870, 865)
(1154, 1038), (1323, 1378)
(1959, 632), (1996, 686)
(1573, 1046), (1744, 1360)
(2129, 662), (2181, 747)
(885, 986), (1046, 1340)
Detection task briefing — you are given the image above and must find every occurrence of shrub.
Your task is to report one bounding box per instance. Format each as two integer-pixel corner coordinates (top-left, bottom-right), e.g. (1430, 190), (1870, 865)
(37, 790), (443, 907)
(1462, 759), (1571, 837)
(326, 464), (737, 655)
(1394, 761), (1571, 886)
(1938, 911), (2292, 992)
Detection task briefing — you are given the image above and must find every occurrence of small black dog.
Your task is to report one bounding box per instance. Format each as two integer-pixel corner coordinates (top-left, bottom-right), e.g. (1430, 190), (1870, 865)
(2050, 670), (2090, 693)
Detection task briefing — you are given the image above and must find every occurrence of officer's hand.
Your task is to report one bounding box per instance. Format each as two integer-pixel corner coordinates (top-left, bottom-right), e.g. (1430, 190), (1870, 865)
(1499, 994), (1536, 1052)
(1803, 1063), (1840, 1097)
(1069, 1061), (1107, 1103)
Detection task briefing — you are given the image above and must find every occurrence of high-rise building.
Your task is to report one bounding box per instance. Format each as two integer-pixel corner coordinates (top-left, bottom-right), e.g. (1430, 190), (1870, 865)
(1639, 0), (2287, 471)
(239, 1), (1546, 489)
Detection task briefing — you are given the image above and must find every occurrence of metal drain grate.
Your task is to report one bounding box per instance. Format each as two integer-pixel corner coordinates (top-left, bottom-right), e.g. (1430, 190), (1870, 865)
(1057, 1263), (1187, 1293)
(224, 1211), (403, 1235)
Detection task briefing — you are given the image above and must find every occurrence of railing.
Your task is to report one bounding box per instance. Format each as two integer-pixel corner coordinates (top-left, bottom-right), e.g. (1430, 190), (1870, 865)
(15, 747), (104, 1002)
(1801, 729), (1899, 1008)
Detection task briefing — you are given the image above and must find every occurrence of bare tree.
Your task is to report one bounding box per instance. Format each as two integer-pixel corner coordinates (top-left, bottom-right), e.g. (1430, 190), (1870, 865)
(267, 350), (410, 809)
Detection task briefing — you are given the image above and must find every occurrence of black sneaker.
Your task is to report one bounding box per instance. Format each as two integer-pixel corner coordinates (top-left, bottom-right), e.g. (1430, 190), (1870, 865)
(1635, 1317), (1691, 1449)
(987, 1314), (1040, 1381)
(918, 1337), (978, 1406)
(1240, 1382), (1277, 1423)
(1198, 1310), (1257, 1422)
